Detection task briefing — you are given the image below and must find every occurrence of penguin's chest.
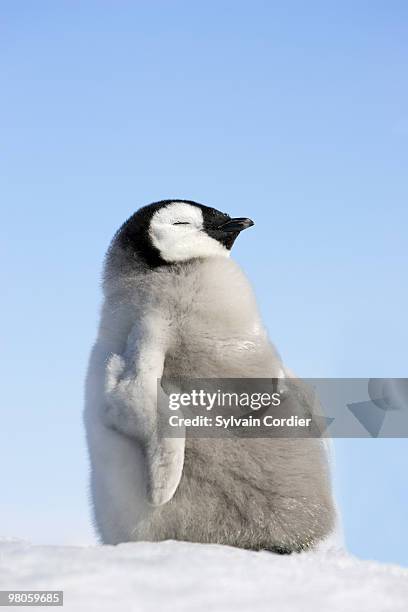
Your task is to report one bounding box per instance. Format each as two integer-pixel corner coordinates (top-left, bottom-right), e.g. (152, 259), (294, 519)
(164, 298), (274, 378)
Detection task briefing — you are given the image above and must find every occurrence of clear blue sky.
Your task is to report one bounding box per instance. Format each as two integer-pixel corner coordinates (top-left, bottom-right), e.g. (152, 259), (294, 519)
(1, 1), (407, 564)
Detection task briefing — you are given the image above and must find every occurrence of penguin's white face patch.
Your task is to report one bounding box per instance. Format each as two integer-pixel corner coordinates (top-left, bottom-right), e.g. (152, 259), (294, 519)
(149, 202), (230, 263)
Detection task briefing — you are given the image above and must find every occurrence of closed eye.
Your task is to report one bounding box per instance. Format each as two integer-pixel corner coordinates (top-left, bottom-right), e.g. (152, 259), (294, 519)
(173, 221), (190, 225)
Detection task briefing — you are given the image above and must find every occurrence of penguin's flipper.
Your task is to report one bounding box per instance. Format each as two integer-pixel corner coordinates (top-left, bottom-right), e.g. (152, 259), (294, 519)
(145, 434), (185, 506)
(103, 317), (185, 505)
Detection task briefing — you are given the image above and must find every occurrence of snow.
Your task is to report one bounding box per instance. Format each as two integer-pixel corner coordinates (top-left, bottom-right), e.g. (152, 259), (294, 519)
(1, 538), (407, 611)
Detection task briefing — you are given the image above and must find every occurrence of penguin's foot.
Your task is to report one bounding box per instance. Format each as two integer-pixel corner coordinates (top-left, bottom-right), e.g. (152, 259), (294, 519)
(267, 546), (293, 555)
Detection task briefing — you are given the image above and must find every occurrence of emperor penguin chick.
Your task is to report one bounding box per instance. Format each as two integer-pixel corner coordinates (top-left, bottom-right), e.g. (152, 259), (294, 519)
(84, 199), (335, 551)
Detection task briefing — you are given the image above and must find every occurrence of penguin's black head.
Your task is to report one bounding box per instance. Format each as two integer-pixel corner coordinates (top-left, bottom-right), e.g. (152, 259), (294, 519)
(116, 200), (254, 268)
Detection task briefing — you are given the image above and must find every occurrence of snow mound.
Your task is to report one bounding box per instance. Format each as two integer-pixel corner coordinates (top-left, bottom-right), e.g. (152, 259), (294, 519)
(1, 539), (407, 611)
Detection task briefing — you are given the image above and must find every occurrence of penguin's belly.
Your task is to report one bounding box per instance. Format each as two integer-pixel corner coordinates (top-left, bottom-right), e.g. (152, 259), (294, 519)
(148, 331), (334, 551)
(142, 436), (334, 552)
(152, 337), (334, 552)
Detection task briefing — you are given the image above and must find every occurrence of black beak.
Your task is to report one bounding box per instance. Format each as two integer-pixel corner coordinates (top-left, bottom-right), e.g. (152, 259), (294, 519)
(218, 217), (254, 233)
